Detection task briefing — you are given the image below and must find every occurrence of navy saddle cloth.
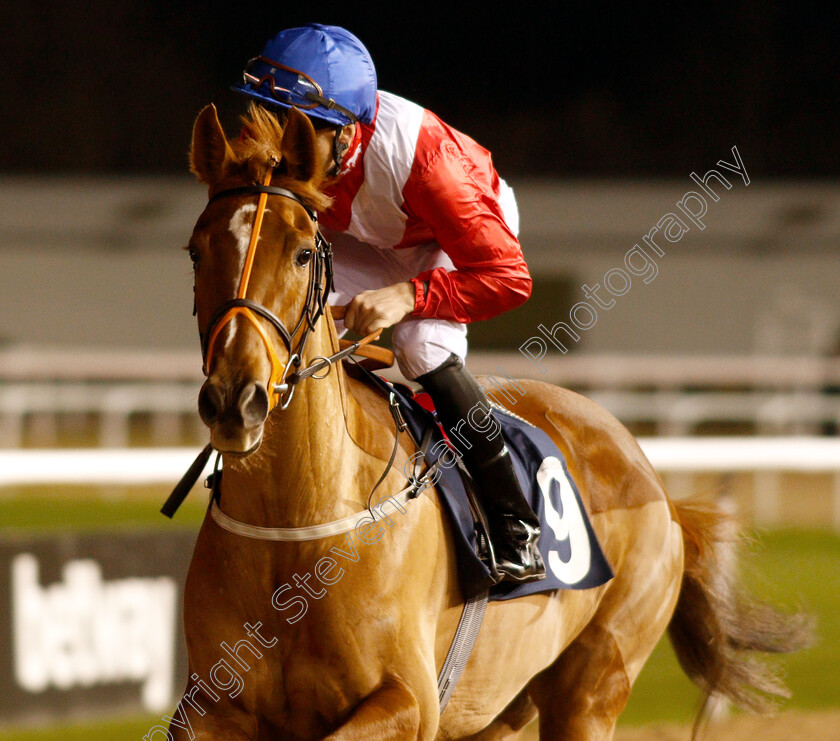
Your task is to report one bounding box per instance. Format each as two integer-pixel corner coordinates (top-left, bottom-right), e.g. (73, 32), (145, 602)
(365, 372), (613, 601)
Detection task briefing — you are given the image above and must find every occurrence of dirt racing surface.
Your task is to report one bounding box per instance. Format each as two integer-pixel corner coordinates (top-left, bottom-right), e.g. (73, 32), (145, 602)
(612, 709), (840, 741)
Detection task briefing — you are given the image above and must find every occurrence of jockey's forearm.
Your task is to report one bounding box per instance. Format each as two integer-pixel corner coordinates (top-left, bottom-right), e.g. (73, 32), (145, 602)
(410, 266), (532, 324)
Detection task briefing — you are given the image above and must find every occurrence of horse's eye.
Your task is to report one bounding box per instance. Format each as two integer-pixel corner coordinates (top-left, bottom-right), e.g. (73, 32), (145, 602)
(188, 247), (200, 267)
(296, 248), (314, 267)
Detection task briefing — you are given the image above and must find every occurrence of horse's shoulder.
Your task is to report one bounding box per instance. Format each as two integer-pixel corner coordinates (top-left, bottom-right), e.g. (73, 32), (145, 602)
(341, 368), (417, 461)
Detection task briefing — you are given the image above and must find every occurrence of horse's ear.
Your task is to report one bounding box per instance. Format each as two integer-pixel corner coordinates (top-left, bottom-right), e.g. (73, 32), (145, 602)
(190, 104), (233, 184)
(280, 107), (320, 183)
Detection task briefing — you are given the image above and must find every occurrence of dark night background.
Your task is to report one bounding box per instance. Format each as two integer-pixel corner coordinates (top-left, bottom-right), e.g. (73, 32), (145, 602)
(3, 1), (839, 179)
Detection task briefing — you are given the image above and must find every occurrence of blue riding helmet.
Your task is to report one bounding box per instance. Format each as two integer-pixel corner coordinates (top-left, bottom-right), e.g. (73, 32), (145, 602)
(233, 24), (378, 127)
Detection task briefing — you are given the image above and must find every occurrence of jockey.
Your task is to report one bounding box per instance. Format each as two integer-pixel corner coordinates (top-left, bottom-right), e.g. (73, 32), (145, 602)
(234, 24), (544, 584)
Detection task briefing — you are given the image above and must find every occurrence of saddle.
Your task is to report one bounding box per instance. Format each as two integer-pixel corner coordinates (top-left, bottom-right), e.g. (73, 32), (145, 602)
(348, 363), (613, 602)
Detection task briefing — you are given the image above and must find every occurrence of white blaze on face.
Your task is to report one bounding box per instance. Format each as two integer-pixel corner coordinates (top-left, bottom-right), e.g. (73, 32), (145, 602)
(223, 203), (258, 349)
(229, 203), (257, 268)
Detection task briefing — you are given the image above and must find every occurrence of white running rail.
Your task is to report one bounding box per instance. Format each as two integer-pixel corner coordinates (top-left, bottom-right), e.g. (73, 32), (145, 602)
(1, 438), (839, 528)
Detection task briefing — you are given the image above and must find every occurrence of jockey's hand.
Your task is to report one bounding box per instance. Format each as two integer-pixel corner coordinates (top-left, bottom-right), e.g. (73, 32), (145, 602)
(343, 282), (416, 336)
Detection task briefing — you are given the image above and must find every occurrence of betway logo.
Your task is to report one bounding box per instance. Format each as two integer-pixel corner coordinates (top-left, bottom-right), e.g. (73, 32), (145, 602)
(11, 554), (177, 711)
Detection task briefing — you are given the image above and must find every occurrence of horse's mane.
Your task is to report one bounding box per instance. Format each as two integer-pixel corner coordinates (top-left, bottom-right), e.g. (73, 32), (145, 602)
(229, 103), (332, 214)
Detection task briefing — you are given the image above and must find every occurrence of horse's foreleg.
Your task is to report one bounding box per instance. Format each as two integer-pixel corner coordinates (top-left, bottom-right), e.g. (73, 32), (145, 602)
(169, 715), (256, 741)
(323, 677), (429, 741)
(163, 696), (257, 741)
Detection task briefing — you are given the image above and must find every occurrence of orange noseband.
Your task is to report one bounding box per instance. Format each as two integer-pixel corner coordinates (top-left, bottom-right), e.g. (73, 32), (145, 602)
(203, 166), (289, 409)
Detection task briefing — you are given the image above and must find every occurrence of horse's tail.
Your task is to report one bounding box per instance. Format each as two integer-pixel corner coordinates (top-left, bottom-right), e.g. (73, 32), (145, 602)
(667, 499), (813, 737)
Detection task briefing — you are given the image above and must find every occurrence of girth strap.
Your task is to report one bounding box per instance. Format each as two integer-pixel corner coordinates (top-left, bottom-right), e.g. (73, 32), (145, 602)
(437, 591), (489, 714)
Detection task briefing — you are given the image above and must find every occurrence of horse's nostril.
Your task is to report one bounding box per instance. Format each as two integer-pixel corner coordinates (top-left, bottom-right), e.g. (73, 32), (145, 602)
(239, 382), (269, 427)
(198, 382), (224, 426)
(199, 380), (268, 432)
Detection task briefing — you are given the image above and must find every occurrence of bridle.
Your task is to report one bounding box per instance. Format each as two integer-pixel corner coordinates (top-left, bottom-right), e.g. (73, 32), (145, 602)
(163, 162), (396, 518)
(198, 163), (369, 411)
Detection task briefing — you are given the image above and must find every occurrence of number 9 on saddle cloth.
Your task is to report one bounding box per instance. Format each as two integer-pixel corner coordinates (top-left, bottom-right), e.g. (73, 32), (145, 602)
(363, 371), (613, 601)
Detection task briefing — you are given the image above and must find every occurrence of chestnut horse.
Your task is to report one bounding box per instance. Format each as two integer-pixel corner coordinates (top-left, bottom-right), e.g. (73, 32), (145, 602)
(170, 103), (808, 740)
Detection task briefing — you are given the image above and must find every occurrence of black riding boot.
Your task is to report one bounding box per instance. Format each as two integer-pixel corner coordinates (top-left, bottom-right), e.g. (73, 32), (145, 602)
(416, 354), (545, 584)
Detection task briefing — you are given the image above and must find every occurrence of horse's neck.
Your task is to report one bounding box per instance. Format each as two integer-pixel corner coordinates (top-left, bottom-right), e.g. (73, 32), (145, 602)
(220, 323), (362, 528)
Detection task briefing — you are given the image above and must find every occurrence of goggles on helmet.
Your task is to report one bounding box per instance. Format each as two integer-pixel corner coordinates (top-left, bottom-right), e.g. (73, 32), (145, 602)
(242, 56), (359, 124)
